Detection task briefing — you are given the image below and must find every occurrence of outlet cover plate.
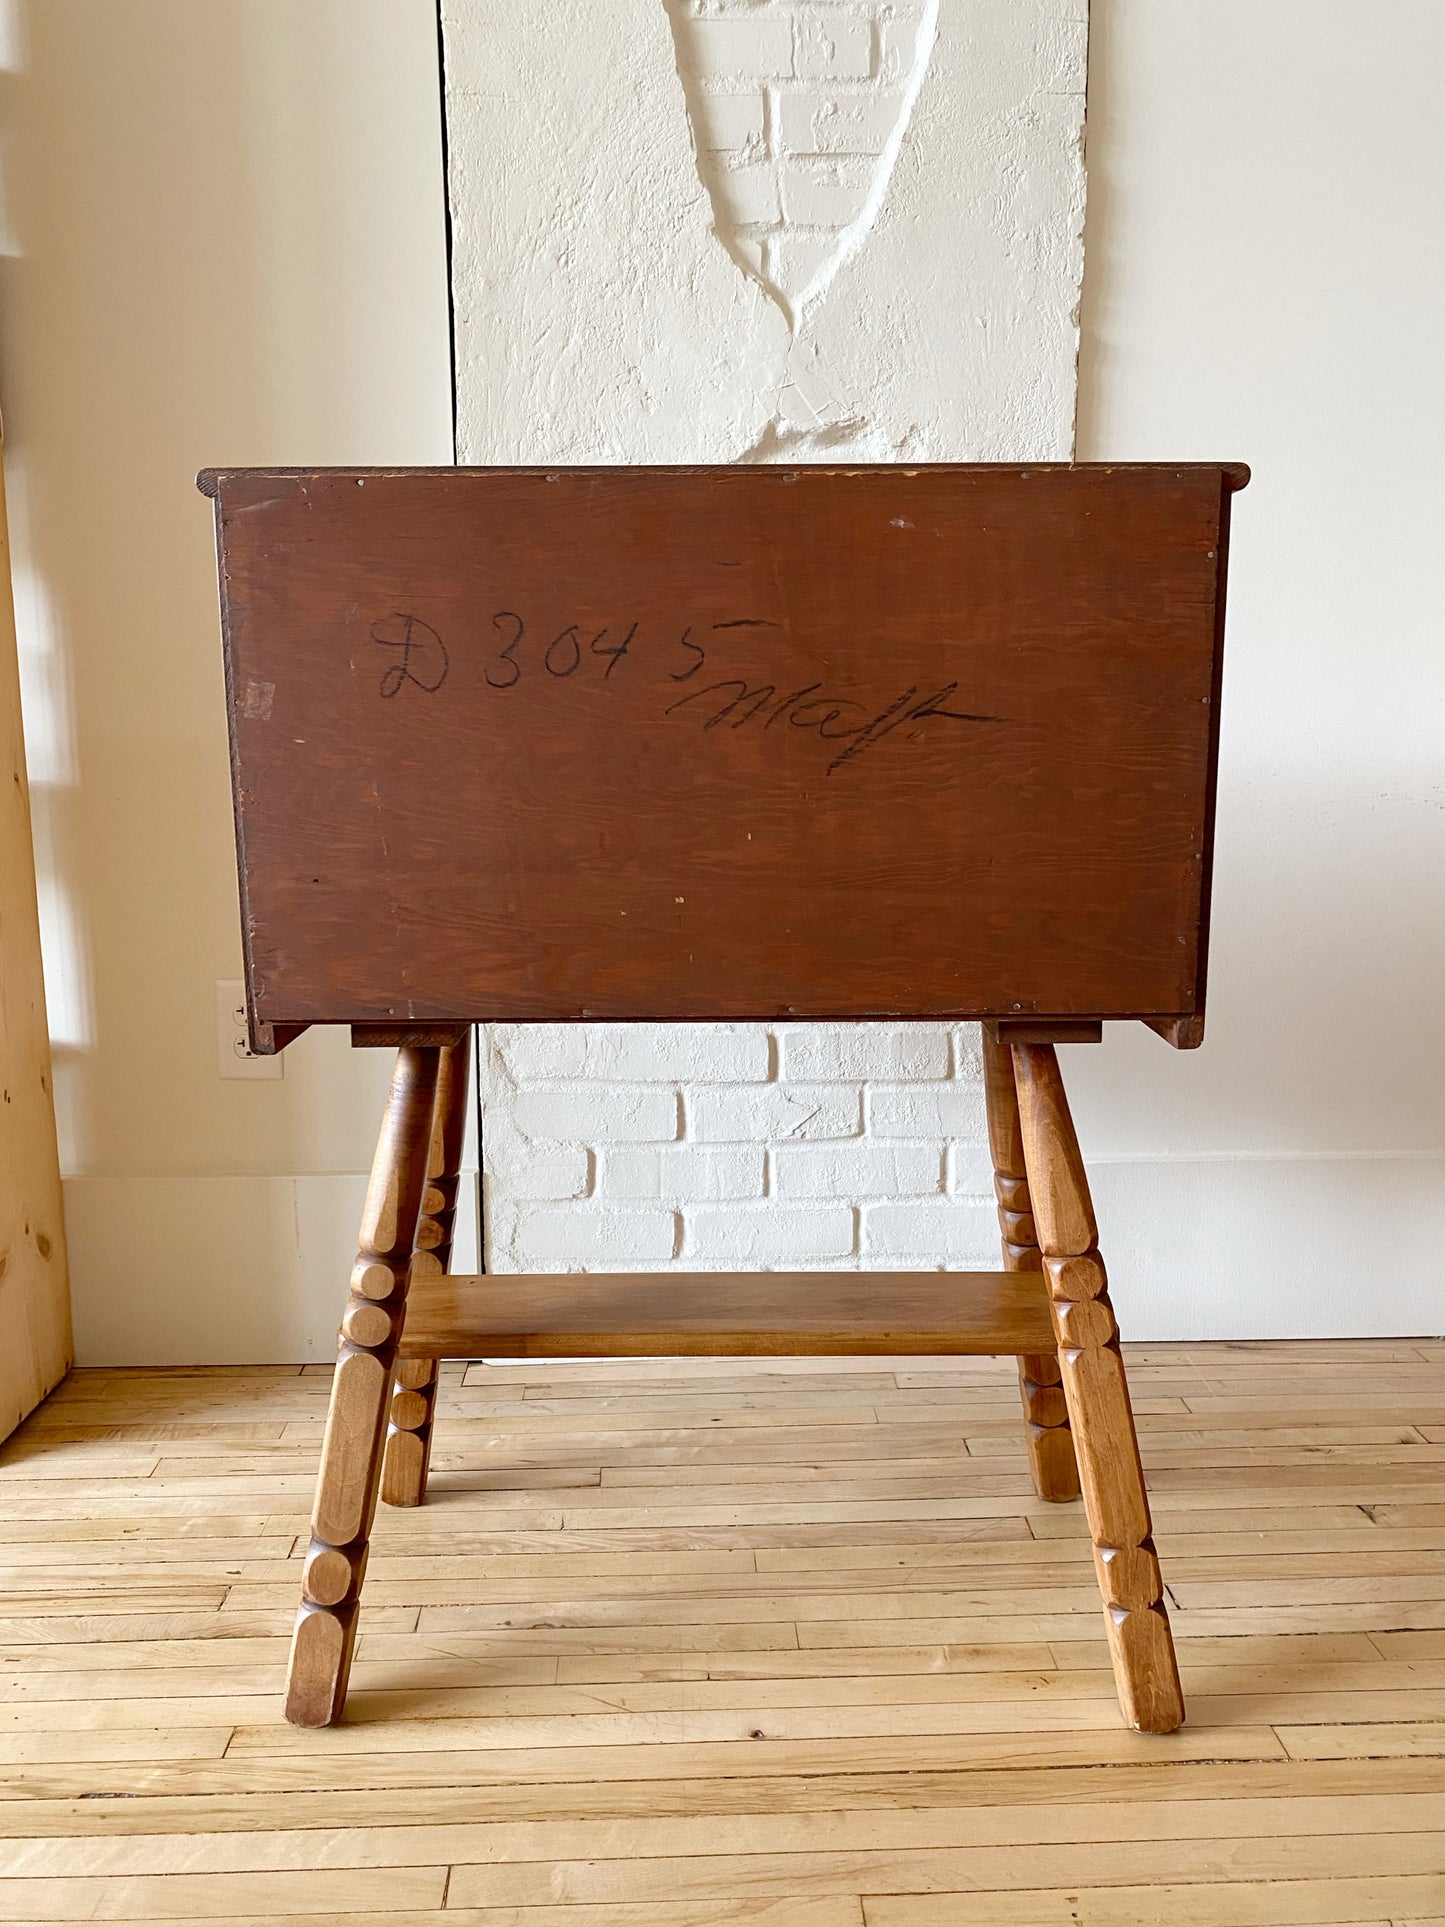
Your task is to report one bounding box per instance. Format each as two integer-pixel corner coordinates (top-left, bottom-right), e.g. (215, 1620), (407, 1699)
(217, 980), (283, 1080)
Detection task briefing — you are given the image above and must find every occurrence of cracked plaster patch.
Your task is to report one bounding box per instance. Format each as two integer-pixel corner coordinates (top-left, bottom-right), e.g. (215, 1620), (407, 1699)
(665, 0), (939, 329)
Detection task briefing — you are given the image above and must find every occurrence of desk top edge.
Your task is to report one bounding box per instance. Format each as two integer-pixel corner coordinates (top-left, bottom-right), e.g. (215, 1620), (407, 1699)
(197, 460), (1252, 498)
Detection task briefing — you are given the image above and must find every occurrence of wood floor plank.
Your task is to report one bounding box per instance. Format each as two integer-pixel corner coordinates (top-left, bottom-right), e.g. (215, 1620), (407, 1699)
(8, 1792), (1445, 1879)
(1, 1757), (1438, 1838)
(25, 1666), (1442, 1728)
(0, 1538), (297, 1569)
(1369, 1628), (1445, 1659)
(1276, 1722), (1445, 1759)
(0, 1868), (446, 1919)
(0, 1907), (860, 1927)
(441, 1832), (1445, 1907)
(0, 1729), (233, 1765)
(863, 1874), (1443, 1924)
(0, 1608), (420, 1645)
(0, 1726), (1287, 1804)
(796, 1604), (1445, 1648)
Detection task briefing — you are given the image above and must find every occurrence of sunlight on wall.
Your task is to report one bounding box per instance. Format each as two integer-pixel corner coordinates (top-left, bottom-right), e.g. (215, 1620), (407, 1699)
(0, 0), (457, 1362)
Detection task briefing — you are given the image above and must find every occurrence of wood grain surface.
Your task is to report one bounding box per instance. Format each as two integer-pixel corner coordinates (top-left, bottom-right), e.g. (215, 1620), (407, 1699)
(1014, 1041), (1185, 1733)
(0, 423), (72, 1441)
(982, 1026), (1080, 1505)
(380, 1033), (472, 1509)
(395, 1269), (1058, 1360)
(203, 463), (1245, 1034)
(285, 1047), (439, 1726)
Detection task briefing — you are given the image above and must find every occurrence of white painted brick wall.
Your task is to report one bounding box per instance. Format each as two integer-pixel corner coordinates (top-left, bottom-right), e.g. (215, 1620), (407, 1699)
(481, 1022), (1000, 1273)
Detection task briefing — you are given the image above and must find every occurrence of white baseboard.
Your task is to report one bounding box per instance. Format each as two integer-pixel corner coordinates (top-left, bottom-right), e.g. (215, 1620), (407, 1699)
(63, 1174), (479, 1367)
(60, 1156), (1443, 1365)
(1090, 1155), (1445, 1341)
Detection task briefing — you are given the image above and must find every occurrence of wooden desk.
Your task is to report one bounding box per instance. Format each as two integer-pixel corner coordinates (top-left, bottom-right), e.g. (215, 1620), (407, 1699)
(202, 460), (1248, 1732)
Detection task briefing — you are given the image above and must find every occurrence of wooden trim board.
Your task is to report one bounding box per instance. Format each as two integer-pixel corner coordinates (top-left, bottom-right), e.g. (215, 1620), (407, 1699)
(397, 1270), (1057, 1359)
(0, 425), (72, 1441)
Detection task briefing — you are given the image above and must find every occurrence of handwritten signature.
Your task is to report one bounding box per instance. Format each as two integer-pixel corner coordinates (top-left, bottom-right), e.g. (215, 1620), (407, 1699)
(665, 676), (1003, 774)
(368, 608), (1004, 774)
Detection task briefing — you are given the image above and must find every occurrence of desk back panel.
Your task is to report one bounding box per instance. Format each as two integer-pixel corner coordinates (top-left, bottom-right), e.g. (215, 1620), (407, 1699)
(202, 464), (1244, 1030)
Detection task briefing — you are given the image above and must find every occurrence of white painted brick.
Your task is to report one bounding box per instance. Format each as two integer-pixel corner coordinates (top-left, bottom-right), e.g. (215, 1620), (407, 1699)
(868, 1082), (987, 1138)
(878, 3), (928, 82)
(511, 1087), (680, 1144)
(494, 1024), (768, 1084)
(511, 1206), (678, 1269)
(699, 89), (768, 153)
(777, 87), (902, 154)
(687, 1082), (863, 1142)
(730, 234), (768, 281)
(780, 159), (871, 227)
(767, 228), (842, 301)
(685, 14), (794, 80)
(951, 1026), (985, 1079)
(772, 1141), (943, 1199)
(601, 1145), (765, 1201)
(947, 1141), (998, 1198)
(793, 10), (873, 79)
(778, 1025), (949, 1081)
(714, 161), (783, 228)
(685, 1204), (855, 1263)
(483, 1145), (592, 1201)
(861, 1199), (999, 1263)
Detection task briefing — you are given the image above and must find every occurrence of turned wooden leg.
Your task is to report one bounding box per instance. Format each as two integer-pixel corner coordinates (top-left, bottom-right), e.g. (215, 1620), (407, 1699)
(982, 1029), (1080, 1503)
(381, 1032), (472, 1508)
(284, 1045), (441, 1728)
(1012, 1041), (1184, 1735)
(382, 1359), (441, 1509)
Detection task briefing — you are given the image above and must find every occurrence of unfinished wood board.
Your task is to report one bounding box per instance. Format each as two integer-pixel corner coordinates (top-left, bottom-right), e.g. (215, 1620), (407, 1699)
(202, 463), (1245, 1034)
(0, 1338), (1442, 1915)
(0, 427), (72, 1443)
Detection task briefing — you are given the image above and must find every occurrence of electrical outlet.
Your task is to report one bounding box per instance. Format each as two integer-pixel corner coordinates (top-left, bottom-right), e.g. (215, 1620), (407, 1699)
(216, 980), (283, 1080)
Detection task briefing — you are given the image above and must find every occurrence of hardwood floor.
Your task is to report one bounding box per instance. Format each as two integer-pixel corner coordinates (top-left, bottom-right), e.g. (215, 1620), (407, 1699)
(0, 1338), (1442, 1923)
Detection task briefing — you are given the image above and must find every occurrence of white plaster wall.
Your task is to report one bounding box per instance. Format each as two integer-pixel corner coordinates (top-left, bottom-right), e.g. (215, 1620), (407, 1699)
(1067, 0), (1445, 1336)
(2, 0), (461, 1364)
(444, 0), (1089, 1281)
(13, 0), (1434, 1358)
(450, 0), (1085, 463)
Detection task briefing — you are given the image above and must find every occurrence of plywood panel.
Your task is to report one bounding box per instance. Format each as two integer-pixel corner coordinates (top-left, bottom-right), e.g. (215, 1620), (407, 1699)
(202, 463), (1244, 1033)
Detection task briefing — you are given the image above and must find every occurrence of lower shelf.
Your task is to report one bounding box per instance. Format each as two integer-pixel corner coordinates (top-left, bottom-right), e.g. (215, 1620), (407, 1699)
(398, 1269), (1055, 1360)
